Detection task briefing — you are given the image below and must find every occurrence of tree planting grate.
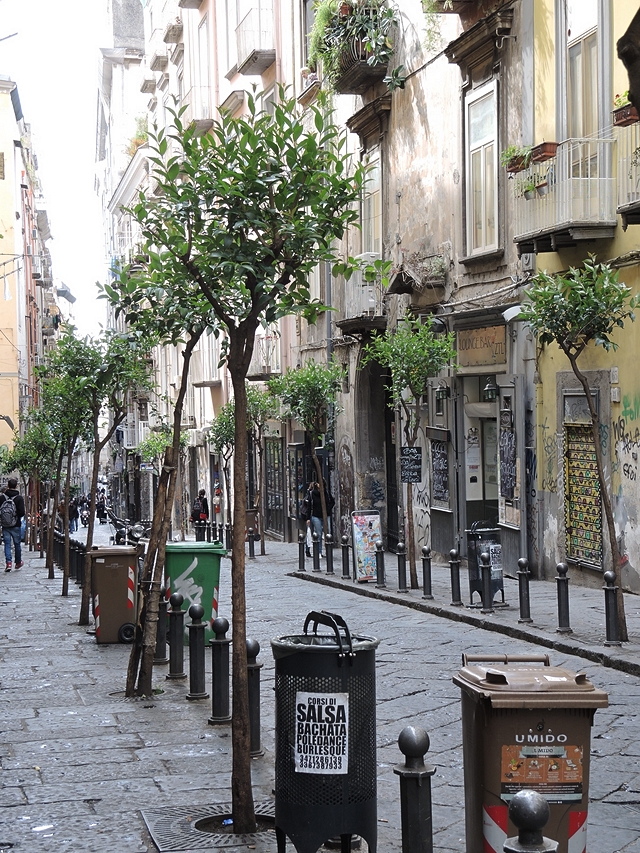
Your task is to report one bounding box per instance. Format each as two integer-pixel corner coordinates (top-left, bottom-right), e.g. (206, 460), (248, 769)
(140, 800), (275, 851)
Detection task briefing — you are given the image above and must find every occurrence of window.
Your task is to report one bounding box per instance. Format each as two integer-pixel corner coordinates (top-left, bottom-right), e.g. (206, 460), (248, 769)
(465, 82), (497, 254)
(362, 150), (382, 255)
(197, 16), (211, 119)
(567, 0), (597, 138)
(302, 0), (315, 66)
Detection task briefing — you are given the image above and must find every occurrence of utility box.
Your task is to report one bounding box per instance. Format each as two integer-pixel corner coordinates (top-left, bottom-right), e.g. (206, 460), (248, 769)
(454, 653), (608, 853)
(466, 524), (504, 605)
(90, 546), (139, 644)
(271, 611), (379, 853)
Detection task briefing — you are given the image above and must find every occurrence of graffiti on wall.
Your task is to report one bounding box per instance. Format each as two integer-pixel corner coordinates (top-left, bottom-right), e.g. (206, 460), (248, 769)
(540, 418), (557, 492)
(337, 441), (354, 539)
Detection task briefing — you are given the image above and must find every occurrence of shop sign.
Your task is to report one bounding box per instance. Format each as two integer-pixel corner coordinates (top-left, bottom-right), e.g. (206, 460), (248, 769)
(457, 325), (506, 367)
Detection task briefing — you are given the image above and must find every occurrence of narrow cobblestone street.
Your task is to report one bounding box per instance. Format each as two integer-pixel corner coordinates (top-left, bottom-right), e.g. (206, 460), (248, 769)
(1, 538), (640, 851)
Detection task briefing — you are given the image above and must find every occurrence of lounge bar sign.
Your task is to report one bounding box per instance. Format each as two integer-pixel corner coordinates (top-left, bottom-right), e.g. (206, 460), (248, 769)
(458, 325), (507, 367)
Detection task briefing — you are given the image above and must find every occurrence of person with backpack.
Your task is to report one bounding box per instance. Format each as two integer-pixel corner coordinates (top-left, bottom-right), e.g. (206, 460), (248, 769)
(1, 478), (25, 572)
(190, 489), (209, 525)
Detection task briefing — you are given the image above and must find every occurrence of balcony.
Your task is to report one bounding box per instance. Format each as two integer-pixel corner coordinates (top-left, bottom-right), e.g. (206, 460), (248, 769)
(333, 43), (389, 96)
(247, 331), (281, 381)
(336, 264), (387, 334)
(513, 137), (616, 255)
(236, 1), (275, 76)
(616, 119), (640, 229)
(181, 86), (213, 134)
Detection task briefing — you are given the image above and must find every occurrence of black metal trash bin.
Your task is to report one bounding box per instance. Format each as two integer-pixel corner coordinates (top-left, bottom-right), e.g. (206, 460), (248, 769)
(271, 611), (379, 853)
(466, 523), (504, 605)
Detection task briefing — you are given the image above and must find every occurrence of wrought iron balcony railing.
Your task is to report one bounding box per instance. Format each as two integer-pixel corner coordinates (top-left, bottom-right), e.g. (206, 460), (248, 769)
(513, 137), (616, 255)
(236, 1), (275, 75)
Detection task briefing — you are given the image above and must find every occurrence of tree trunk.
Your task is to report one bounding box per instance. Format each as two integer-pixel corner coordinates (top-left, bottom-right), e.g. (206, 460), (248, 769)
(129, 334), (201, 697)
(566, 352), (628, 641)
(311, 445), (328, 540)
(61, 444), (73, 597)
(229, 341), (256, 835)
(46, 449), (65, 578)
(406, 483), (418, 588)
(80, 407), (109, 625)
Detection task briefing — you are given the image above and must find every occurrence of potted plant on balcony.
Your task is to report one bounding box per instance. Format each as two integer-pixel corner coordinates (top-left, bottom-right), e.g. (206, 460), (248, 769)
(500, 144), (532, 174)
(309, 0), (402, 94)
(612, 91), (639, 127)
(531, 141), (558, 163)
(522, 178), (536, 200)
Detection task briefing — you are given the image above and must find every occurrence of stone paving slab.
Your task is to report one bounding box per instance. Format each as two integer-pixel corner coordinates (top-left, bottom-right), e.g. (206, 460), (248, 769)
(1, 539), (640, 851)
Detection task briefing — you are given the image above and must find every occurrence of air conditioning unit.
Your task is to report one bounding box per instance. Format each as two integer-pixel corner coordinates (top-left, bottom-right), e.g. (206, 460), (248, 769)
(187, 428), (204, 447)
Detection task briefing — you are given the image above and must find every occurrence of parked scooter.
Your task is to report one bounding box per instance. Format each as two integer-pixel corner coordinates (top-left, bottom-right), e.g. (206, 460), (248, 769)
(106, 508), (150, 546)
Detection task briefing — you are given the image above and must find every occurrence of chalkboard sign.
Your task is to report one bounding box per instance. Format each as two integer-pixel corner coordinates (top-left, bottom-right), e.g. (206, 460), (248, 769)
(400, 446), (422, 483)
(499, 427), (516, 499)
(431, 440), (449, 502)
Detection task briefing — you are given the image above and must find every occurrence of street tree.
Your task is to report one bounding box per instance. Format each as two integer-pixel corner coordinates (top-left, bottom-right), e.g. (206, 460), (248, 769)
(36, 329), (95, 593)
(108, 90), (364, 830)
(1, 418), (56, 547)
(102, 274), (211, 697)
(361, 317), (457, 587)
(269, 360), (344, 537)
(520, 256), (638, 641)
(209, 400), (236, 527)
(78, 331), (156, 626)
(246, 385), (279, 554)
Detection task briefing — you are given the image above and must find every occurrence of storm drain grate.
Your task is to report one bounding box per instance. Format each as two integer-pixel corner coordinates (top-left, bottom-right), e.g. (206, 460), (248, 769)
(140, 800), (275, 851)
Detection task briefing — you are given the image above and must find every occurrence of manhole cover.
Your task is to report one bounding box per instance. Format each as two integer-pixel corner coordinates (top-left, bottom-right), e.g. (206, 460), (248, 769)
(140, 800), (275, 851)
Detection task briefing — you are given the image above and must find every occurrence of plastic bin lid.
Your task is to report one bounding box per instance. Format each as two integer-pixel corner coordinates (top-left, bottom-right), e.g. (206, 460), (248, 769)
(165, 541), (226, 554)
(88, 545), (139, 557)
(454, 659), (608, 709)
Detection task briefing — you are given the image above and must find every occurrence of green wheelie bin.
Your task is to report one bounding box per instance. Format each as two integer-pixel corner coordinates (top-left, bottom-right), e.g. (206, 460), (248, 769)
(164, 540), (226, 644)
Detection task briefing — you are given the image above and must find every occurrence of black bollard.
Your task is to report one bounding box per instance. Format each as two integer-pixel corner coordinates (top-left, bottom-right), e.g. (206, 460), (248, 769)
(69, 540), (77, 580)
(154, 587), (169, 665)
(375, 540), (386, 588)
(248, 528), (256, 560)
(555, 562), (572, 634)
(225, 523), (232, 551)
(603, 570), (622, 647)
(325, 533), (334, 575)
(77, 542), (85, 588)
(219, 522), (225, 542)
(341, 535), (350, 580)
(422, 546), (433, 600)
(517, 557), (533, 624)
(195, 521), (206, 542)
(167, 593), (187, 680)
(480, 551), (494, 615)
(247, 638), (263, 756)
(394, 726), (436, 853)
(312, 531), (321, 572)
(397, 541), (408, 593)
(449, 549), (463, 607)
(206, 522), (212, 543)
(209, 616), (232, 724)
(186, 604), (209, 699)
(503, 789), (559, 852)
(298, 531), (306, 572)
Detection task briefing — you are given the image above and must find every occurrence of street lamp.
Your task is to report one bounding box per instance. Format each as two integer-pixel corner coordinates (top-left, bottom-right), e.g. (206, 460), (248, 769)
(482, 378), (498, 402)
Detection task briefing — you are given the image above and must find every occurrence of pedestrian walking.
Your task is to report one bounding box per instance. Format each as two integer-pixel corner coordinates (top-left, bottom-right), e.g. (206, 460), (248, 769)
(190, 489), (209, 526)
(307, 480), (334, 558)
(68, 498), (79, 533)
(1, 477), (25, 571)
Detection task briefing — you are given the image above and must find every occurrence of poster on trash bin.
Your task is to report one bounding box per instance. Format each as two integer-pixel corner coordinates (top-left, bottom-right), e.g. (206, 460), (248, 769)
(294, 691), (349, 774)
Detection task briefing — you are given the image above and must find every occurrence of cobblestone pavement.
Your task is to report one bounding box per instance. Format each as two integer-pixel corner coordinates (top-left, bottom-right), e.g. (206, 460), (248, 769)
(1, 532), (639, 852)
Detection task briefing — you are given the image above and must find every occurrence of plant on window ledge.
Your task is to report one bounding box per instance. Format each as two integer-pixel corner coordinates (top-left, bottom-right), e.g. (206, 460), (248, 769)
(308, 0), (402, 93)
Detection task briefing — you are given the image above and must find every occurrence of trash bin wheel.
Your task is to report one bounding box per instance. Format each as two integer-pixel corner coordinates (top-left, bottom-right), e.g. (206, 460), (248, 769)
(118, 623), (136, 643)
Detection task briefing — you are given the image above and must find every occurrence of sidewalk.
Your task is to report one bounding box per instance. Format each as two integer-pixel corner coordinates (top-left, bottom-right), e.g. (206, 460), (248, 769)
(1, 539), (639, 852)
(291, 546), (640, 677)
